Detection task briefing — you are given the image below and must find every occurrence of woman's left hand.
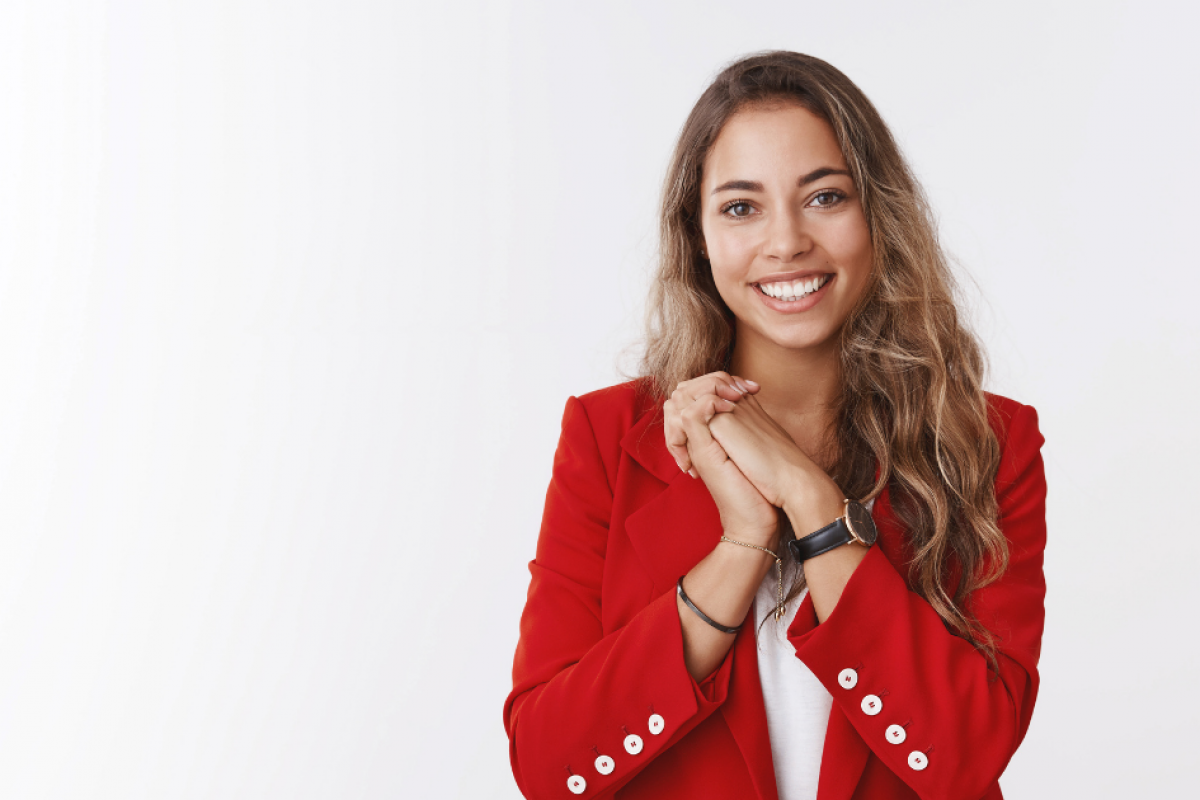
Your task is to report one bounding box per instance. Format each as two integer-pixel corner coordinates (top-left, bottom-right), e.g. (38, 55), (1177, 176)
(707, 393), (844, 526)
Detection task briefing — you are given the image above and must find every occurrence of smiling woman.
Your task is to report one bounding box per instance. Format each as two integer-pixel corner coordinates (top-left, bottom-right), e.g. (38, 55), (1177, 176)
(504, 51), (1047, 800)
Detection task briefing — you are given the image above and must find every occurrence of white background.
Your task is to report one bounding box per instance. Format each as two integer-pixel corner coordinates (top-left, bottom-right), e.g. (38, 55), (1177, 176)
(1, 1), (1196, 797)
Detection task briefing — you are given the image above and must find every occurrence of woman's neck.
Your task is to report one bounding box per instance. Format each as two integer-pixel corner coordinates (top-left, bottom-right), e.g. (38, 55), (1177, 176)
(728, 329), (842, 460)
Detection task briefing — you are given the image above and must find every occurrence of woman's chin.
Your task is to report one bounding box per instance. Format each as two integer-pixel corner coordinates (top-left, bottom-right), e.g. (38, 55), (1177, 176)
(746, 324), (840, 357)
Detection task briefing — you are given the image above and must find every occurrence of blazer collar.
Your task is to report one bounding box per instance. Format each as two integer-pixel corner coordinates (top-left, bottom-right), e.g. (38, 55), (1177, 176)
(619, 401), (678, 486)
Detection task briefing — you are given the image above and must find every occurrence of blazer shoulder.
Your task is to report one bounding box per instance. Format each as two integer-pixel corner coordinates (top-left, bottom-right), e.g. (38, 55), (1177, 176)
(572, 377), (659, 443)
(983, 391), (1047, 514)
(983, 390), (1032, 419)
(556, 378), (660, 490)
(984, 391), (1043, 448)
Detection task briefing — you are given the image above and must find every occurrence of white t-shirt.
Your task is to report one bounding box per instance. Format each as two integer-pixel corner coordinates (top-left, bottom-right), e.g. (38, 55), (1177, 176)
(752, 497), (875, 800)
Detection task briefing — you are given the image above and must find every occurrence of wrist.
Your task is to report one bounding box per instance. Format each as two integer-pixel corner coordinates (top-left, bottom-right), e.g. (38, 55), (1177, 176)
(717, 532), (779, 560)
(715, 532), (780, 579)
(780, 467), (845, 539)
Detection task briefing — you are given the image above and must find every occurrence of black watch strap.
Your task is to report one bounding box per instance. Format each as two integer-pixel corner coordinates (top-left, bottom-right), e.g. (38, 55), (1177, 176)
(788, 517), (854, 562)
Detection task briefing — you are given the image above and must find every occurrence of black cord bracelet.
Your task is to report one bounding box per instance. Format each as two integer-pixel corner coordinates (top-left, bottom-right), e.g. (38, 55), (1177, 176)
(676, 575), (741, 634)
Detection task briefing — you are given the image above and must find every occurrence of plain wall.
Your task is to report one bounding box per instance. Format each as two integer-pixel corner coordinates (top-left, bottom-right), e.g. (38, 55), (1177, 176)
(1, 1), (1196, 797)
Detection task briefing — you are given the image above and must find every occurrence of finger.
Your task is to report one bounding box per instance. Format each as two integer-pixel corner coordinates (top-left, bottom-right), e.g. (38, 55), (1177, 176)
(736, 389), (770, 416)
(675, 373), (746, 404)
(731, 375), (760, 394)
(734, 391), (792, 438)
(664, 421), (692, 473)
(663, 396), (696, 473)
(706, 370), (752, 398)
(707, 371), (749, 397)
(667, 386), (697, 468)
(679, 394), (738, 476)
(712, 379), (745, 402)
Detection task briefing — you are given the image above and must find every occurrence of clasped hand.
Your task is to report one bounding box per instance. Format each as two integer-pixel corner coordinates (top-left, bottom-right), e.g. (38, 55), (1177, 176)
(662, 372), (844, 549)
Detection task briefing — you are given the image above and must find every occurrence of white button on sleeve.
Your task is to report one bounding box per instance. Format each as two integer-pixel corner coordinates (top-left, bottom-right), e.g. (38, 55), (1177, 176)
(594, 754), (614, 775)
(837, 668), (858, 689)
(623, 734), (643, 755)
(886, 724), (907, 744)
(567, 774), (587, 794)
(860, 694), (883, 716)
(648, 713), (665, 735)
(908, 751), (928, 771)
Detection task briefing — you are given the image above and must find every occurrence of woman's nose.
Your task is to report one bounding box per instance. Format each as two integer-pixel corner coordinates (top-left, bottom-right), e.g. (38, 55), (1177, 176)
(762, 207), (812, 262)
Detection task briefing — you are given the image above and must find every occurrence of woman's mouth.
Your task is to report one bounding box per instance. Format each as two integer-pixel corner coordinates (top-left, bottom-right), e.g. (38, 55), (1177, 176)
(752, 274), (834, 312)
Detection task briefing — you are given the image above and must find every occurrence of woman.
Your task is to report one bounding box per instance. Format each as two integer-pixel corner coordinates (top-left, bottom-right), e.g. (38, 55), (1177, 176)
(503, 50), (1046, 800)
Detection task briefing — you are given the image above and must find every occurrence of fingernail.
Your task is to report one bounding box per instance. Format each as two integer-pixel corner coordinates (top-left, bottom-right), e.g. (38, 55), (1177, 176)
(689, 468), (698, 479)
(745, 379), (759, 388)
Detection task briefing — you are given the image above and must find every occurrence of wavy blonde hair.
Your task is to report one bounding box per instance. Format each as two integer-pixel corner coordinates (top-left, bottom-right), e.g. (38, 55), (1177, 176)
(623, 50), (1007, 674)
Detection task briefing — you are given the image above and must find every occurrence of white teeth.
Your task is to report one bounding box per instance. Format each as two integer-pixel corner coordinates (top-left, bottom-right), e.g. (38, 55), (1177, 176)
(759, 275), (827, 301)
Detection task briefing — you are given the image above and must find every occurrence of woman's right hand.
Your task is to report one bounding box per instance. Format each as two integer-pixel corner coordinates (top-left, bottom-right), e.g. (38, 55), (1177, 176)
(665, 376), (778, 547)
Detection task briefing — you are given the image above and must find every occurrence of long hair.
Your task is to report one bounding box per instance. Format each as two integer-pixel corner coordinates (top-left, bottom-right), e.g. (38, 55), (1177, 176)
(624, 50), (1007, 674)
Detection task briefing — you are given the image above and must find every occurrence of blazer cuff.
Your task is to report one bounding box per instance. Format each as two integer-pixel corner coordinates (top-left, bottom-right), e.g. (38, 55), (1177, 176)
(786, 542), (902, 645)
(512, 585), (735, 799)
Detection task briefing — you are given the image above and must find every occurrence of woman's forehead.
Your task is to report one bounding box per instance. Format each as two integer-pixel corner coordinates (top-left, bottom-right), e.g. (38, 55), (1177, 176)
(703, 104), (846, 190)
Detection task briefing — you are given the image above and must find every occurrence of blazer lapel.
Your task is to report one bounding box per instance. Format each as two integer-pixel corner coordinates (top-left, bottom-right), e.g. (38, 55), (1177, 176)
(722, 617), (782, 800)
(815, 706), (871, 800)
(619, 405), (780, 800)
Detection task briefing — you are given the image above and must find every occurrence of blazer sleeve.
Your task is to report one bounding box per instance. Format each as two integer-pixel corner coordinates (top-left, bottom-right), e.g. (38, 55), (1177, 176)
(786, 401), (1048, 800)
(503, 395), (736, 799)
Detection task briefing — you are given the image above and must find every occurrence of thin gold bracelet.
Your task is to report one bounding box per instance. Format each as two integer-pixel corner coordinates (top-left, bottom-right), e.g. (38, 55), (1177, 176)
(719, 535), (785, 621)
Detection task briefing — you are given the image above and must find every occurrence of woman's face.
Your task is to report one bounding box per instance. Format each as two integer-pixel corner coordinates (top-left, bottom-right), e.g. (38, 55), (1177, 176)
(699, 102), (873, 359)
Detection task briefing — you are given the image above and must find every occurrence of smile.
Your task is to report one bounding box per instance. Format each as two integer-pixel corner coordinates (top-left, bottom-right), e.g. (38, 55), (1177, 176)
(752, 274), (833, 313)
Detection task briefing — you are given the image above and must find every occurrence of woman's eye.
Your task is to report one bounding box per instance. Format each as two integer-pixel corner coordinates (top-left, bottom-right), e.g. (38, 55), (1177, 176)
(722, 201), (753, 218)
(811, 191), (844, 207)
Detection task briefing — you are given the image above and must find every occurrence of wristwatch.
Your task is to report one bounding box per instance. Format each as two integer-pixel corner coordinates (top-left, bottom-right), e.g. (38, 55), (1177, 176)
(787, 499), (878, 562)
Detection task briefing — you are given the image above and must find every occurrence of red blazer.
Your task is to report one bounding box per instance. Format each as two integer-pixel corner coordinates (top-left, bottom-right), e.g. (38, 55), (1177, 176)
(503, 378), (1047, 800)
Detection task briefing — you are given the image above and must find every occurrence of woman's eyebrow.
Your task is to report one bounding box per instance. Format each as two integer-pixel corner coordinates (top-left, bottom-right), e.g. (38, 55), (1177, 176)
(709, 167), (851, 196)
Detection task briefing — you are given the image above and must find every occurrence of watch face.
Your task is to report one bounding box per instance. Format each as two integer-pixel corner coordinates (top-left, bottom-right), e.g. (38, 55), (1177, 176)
(845, 501), (878, 546)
